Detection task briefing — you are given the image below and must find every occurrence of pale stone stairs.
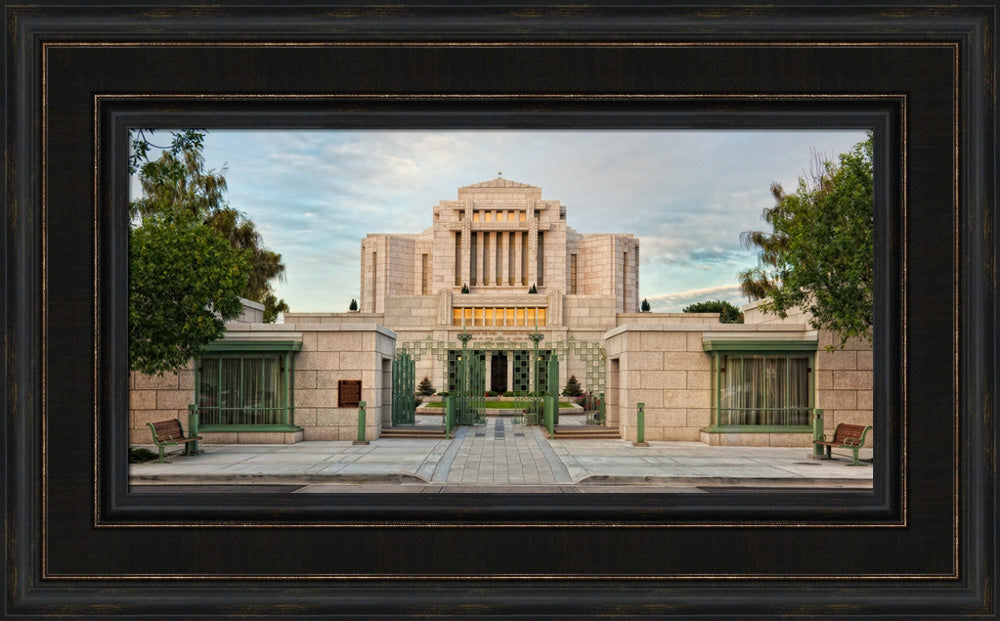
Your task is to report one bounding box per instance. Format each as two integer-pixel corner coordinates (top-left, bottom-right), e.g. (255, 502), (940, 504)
(379, 426), (448, 439)
(552, 425), (621, 440)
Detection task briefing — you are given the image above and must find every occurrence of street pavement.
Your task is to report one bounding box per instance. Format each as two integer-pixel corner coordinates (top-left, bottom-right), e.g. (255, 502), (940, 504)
(130, 414), (874, 492)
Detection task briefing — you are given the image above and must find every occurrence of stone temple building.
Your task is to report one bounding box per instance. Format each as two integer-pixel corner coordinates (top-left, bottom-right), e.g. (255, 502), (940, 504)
(354, 177), (639, 396)
(129, 178), (873, 448)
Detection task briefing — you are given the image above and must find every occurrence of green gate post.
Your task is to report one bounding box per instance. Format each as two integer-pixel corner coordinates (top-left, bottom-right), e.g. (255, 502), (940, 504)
(354, 401), (370, 445)
(187, 404), (201, 455)
(529, 322), (544, 428)
(444, 396), (455, 437)
(598, 392), (605, 424)
(633, 402), (649, 447)
(543, 396), (556, 438)
(547, 355), (559, 426)
(811, 408), (826, 459)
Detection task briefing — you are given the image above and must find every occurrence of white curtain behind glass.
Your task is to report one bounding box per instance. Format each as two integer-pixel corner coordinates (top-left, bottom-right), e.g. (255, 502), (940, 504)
(721, 355), (810, 426)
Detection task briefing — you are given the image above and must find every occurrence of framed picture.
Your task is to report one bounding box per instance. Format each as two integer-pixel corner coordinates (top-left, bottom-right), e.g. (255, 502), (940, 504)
(4, 2), (995, 618)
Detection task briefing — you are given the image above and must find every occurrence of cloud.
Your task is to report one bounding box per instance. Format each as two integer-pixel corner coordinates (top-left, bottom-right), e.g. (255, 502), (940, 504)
(177, 129), (868, 314)
(644, 284), (747, 312)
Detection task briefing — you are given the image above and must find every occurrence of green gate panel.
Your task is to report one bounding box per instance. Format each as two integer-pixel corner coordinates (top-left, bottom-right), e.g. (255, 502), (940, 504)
(392, 351), (416, 425)
(395, 335), (606, 428)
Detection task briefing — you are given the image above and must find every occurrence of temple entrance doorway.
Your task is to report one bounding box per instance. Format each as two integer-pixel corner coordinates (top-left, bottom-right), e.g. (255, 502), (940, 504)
(490, 352), (508, 394)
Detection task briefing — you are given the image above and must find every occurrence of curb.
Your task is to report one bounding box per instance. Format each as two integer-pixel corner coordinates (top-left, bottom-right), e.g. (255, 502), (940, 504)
(576, 475), (874, 488)
(130, 473), (431, 485)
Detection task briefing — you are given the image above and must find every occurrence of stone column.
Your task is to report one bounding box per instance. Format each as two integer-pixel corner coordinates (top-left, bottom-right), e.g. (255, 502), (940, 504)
(485, 352), (493, 392)
(528, 205), (538, 287)
(461, 218), (472, 289)
(514, 230), (523, 286)
(487, 231), (496, 287)
(501, 231), (510, 286)
(490, 231), (501, 285)
(507, 354), (514, 393)
(475, 231), (484, 287)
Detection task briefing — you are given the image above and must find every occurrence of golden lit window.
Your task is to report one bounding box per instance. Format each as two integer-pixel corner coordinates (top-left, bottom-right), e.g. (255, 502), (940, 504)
(484, 308), (494, 326)
(537, 308), (547, 326)
(515, 308), (525, 326)
(519, 211), (526, 222)
(453, 308), (462, 326)
(485, 212), (492, 222)
(506, 308), (515, 326)
(473, 211), (480, 221)
(464, 307), (473, 325)
(474, 307), (484, 326)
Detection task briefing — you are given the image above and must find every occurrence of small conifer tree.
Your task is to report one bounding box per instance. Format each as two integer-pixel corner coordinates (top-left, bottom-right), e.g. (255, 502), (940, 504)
(348, 298), (358, 311)
(417, 376), (435, 396)
(561, 374), (584, 397)
(641, 298), (651, 312)
(528, 284), (537, 294)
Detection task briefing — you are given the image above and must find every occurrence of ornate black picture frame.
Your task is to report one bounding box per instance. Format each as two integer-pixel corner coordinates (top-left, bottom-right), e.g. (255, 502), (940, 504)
(3, 2), (995, 618)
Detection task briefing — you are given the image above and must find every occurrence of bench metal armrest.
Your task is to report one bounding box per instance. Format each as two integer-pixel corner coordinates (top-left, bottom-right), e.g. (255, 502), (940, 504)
(842, 437), (862, 447)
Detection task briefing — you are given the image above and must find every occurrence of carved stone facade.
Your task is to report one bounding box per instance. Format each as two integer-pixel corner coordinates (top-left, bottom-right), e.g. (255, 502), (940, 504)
(128, 178), (872, 448)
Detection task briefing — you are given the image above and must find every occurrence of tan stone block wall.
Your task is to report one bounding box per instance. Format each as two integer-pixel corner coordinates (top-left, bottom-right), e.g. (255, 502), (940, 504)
(129, 325), (396, 445)
(701, 432), (813, 447)
(562, 296), (618, 329)
(384, 295), (439, 327)
(605, 326), (714, 442)
(128, 363), (196, 444)
(815, 334), (873, 444)
(578, 236), (614, 296)
(605, 321), (871, 446)
(291, 326), (393, 442)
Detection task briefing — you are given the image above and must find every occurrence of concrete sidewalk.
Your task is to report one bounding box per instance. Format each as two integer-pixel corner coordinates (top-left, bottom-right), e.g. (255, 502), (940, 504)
(130, 415), (873, 490)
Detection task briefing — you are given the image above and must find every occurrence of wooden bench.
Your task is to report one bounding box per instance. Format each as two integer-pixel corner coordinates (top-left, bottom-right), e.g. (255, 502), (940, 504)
(147, 419), (202, 463)
(814, 423), (871, 466)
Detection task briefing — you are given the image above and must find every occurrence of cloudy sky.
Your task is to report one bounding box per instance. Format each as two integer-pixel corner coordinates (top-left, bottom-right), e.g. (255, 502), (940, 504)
(135, 129), (867, 314)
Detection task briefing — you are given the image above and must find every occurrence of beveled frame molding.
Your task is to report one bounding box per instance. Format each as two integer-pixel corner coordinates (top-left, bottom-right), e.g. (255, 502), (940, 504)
(5, 3), (994, 618)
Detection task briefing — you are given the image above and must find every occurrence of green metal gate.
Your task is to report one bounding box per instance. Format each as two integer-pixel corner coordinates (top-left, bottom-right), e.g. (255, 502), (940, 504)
(453, 348), (485, 426)
(396, 332), (606, 428)
(391, 351), (416, 425)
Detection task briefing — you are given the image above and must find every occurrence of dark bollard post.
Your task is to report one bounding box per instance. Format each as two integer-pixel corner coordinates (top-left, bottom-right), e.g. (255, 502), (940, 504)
(633, 402), (649, 447)
(354, 401), (370, 445)
(811, 408), (826, 459)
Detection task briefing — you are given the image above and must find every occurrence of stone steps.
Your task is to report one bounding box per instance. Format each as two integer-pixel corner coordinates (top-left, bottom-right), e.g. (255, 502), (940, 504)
(553, 426), (621, 440)
(380, 426), (448, 439)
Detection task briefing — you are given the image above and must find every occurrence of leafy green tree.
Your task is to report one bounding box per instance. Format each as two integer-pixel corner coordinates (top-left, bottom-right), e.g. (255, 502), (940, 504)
(417, 376), (436, 396)
(130, 218), (249, 375)
(739, 135), (873, 345)
(132, 142), (289, 321)
(204, 208), (288, 321)
(129, 129), (205, 175)
(561, 375), (584, 397)
(682, 300), (744, 324)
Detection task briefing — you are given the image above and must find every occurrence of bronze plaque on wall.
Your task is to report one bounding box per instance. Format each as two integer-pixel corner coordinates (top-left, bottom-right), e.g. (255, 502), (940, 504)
(337, 380), (362, 407)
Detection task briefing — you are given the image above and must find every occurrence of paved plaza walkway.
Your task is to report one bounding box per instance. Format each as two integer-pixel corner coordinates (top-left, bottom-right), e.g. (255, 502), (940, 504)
(130, 415), (874, 491)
